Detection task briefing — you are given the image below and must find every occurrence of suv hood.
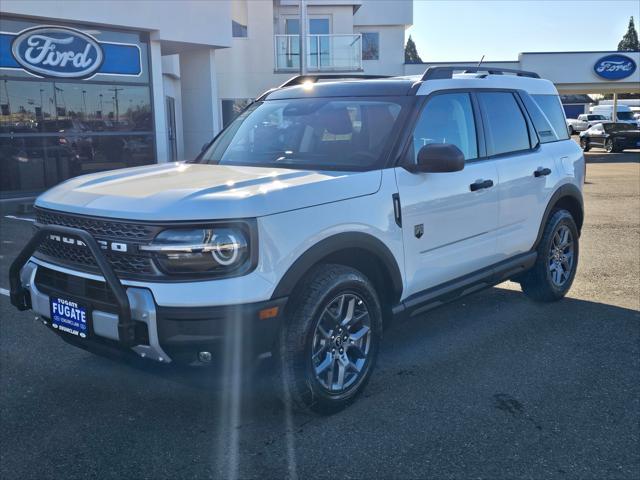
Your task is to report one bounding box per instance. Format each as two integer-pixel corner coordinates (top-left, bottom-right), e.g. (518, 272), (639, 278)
(36, 163), (382, 221)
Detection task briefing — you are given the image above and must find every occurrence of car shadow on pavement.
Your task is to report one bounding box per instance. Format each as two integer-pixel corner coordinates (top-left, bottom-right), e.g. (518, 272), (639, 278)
(2, 284), (639, 479)
(584, 150), (640, 163)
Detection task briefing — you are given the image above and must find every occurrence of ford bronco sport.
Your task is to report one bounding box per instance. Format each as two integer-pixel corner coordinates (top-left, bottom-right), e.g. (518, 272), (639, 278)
(10, 67), (584, 413)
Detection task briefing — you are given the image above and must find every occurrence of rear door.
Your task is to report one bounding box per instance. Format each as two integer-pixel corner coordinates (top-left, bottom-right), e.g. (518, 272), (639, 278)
(482, 91), (560, 257)
(394, 92), (500, 297)
(589, 124), (606, 146)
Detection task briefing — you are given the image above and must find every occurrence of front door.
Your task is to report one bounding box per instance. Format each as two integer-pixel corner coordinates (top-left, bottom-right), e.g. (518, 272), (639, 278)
(395, 92), (500, 298)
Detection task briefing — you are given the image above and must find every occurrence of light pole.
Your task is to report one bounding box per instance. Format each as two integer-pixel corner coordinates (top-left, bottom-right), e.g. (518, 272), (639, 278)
(299, 0), (307, 75)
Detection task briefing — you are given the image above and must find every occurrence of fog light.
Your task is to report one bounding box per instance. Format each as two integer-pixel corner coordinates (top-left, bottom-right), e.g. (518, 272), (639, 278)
(198, 351), (212, 363)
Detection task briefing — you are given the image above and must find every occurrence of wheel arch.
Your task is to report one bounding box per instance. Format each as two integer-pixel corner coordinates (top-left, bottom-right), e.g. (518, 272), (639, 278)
(271, 232), (404, 309)
(534, 183), (584, 249)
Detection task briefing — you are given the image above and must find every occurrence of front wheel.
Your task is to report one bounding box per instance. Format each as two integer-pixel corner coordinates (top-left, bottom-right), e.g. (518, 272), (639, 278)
(277, 264), (382, 414)
(580, 137), (590, 152)
(605, 138), (614, 153)
(519, 209), (579, 302)
(568, 125), (574, 136)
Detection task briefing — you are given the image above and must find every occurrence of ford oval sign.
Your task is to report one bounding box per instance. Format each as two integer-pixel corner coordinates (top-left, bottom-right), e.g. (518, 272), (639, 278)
(593, 54), (637, 80)
(11, 26), (104, 79)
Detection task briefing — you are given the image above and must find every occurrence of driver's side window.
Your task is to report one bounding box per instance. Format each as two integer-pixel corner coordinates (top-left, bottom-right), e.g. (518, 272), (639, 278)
(412, 93), (478, 161)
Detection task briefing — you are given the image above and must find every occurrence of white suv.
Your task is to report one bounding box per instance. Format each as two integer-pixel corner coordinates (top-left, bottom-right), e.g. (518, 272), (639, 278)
(10, 67), (585, 413)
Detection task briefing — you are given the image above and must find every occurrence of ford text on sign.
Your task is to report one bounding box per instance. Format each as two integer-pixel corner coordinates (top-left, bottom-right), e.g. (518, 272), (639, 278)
(593, 54), (637, 80)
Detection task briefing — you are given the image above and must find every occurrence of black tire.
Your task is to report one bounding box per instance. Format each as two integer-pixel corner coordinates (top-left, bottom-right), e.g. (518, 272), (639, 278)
(580, 137), (590, 152)
(276, 264), (382, 414)
(568, 125), (574, 136)
(605, 138), (614, 153)
(520, 209), (579, 302)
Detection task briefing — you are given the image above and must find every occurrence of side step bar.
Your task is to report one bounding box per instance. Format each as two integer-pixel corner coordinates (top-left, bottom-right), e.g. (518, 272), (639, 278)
(8, 224), (136, 347)
(393, 251), (537, 320)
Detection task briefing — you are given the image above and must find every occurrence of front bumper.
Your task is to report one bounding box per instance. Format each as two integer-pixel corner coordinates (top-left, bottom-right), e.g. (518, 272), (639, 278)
(19, 261), (287, 364)
(10, 224), (286, 365)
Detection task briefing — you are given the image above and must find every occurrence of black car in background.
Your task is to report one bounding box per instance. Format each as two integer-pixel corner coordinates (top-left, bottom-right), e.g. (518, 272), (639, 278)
(579, 122), (640, 153)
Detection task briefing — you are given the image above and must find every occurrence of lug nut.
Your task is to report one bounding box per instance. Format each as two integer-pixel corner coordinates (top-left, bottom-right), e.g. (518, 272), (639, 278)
(198, 351), (212, 363)
(332, 348), (336, 353)
(343, 336), (348, 341)
(339, 348), (344, 354)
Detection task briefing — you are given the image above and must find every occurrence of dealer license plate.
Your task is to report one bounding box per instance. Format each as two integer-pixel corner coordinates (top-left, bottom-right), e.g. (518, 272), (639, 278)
(50, 297), (89, 338)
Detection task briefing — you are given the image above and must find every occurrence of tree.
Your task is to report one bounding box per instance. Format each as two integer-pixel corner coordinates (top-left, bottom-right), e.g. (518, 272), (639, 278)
(404, 35), (423, 63)
(618, 16), (640, 51)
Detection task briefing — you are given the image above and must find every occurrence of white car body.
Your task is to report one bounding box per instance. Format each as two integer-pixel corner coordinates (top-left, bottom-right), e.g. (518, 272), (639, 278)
(13, 70), (585, 369)
(566, 114), (608, 133)
(591, 104), (638, 125)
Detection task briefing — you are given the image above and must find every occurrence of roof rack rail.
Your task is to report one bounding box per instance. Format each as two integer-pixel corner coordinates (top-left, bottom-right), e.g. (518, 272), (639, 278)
(421, 66), (540, 81)
(278, 74), (391, 88)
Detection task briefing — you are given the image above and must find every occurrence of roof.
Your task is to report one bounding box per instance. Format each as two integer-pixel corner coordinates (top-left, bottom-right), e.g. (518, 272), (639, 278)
(264, 78), (418, 99)
(263, 71), (558, 100)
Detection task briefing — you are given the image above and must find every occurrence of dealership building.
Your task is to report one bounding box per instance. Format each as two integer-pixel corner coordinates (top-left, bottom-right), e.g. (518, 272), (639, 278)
(0, 0), (638, 202)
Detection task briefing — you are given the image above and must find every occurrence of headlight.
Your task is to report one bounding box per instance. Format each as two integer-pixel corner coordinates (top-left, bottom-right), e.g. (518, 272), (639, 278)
(140, 227), (250, 275)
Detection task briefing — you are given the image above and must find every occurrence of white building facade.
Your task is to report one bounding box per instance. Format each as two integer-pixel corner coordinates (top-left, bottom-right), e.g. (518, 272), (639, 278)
(0, 0), (412, 200)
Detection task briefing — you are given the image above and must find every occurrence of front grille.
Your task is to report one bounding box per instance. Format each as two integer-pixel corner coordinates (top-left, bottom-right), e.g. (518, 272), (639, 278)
(37, 239), (153, 275)
(34, 208), (157, 277)
(35, 209), (155, 240)
(36, 266), (117, 307)
(35, 266), (149, 344)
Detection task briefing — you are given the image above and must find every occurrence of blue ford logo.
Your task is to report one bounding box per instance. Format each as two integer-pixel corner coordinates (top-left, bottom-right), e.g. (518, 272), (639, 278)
(11, 26), (103, 79)
(593, 54), (637, 80)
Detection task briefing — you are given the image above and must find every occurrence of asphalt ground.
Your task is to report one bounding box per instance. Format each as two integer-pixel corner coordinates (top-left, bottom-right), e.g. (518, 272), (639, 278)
(1, 143), (639, 479)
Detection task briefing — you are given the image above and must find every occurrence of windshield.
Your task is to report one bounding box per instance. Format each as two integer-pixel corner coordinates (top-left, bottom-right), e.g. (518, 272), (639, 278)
(195, 97), (408, 171)
(604, 123), (636, 132)
(587, 115), (605, 120)
(615, 111), (635, 120)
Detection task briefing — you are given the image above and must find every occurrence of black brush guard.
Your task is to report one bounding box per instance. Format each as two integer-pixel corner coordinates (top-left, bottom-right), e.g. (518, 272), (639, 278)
(9, 224), (136, 347)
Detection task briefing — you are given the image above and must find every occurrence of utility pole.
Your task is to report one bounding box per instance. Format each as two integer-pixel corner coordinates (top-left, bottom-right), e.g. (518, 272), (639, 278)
(299, 0), (307, 75)
(108, 87), (123, 123)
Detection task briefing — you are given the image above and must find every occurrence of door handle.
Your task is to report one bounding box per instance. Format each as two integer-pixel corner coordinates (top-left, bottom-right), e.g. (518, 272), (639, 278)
(534, 167), (551, 177)
(469, 179), (494, 191)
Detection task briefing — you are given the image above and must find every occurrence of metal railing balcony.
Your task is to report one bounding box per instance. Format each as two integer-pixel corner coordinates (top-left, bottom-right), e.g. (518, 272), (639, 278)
(274, 34), (363, 72)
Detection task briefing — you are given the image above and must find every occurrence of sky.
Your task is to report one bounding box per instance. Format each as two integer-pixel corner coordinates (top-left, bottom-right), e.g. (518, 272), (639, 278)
(406, 0), (640, 62)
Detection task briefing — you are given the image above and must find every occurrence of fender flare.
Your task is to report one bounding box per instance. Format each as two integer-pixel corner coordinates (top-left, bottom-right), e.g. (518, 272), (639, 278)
(271, 232), (403, 302)
(533, 183), (584, 249)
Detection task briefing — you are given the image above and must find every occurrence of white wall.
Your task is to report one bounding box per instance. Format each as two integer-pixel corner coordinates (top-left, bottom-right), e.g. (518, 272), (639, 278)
(1, 0), (232, 48)
(179, 48), (221, 160)
(356, 25), (407, 76)
(354, 0), (412, 26)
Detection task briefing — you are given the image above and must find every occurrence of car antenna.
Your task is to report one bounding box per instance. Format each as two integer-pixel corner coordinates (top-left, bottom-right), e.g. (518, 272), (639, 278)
(476, 55), (485, 69)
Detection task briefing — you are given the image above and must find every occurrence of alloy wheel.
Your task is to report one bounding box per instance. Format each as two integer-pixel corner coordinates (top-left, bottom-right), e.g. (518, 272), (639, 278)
(605, 139), (613, 153)
(310, 293), (372, 393)
(548, 225), (575, 287)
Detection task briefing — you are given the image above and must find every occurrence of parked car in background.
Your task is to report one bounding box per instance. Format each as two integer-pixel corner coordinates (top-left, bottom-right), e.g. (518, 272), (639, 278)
(591, 105), (638, 126)
(566, 114), (607, 135)
(579, 122), (640, 153)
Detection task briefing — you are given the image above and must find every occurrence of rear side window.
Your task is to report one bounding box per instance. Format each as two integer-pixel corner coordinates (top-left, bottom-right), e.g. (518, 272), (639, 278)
(520, 92), (565, 143)
(532, 94), (570, 142)
(478, 92), (530, 156)
(412, 93), (478, 161)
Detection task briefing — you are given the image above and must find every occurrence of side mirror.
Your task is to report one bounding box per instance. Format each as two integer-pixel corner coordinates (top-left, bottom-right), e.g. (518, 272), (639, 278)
(408, 143), (465, 173)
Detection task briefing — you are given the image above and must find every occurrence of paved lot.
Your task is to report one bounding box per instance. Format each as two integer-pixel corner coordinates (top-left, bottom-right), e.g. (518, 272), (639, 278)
(1, 146), (639, 479)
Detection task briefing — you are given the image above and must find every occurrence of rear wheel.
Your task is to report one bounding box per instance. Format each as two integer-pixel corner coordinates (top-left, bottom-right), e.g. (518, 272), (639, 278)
(277, 264), (382, 414)
(568, 125), (574, 135)
(580, 137), (590, 152)
(520, 209), (579, 302)
(605, 138), (614, 153)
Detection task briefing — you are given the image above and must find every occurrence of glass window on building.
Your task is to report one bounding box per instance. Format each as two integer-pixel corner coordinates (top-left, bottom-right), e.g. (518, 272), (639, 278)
(0, 17), (155, 198)
(362, 32), (380, 61)
(221, 99), (253, 128)
(232, 0), (248, 38)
